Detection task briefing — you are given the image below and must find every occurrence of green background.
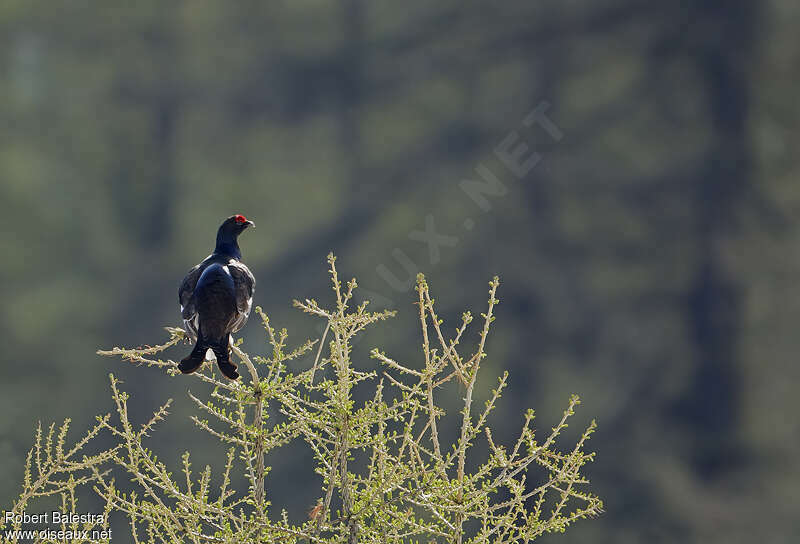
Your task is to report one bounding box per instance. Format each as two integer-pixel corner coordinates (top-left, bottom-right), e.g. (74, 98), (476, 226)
(1, 1), (798, 542)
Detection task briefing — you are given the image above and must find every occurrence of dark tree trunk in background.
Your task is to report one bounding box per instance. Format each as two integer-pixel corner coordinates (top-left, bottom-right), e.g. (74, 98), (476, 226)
(340, 0), (367, 198)
(681, 0), (757, 478)
(109, 12), (179, 251)
(105, 13), (182, 344)
(512, 0), (566, 389)
(145, 96), (178, 249)
(140, 17), (179, 250)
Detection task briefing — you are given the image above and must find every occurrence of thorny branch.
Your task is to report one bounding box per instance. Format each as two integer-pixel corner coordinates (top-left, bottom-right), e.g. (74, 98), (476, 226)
(7, 254), (602, 543)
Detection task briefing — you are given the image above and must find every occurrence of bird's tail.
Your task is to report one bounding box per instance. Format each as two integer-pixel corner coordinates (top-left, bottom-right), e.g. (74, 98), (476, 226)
(178, 333), (208, 375)
(209, 335), (239, 380)
(179, 332), (239, 380)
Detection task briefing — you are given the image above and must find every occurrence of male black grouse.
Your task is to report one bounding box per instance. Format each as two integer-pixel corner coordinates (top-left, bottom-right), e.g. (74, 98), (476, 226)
(178, 214), (256, 380)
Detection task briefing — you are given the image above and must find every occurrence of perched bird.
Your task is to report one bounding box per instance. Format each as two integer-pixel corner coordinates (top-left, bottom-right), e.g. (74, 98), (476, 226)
(178, 214), (256, 380)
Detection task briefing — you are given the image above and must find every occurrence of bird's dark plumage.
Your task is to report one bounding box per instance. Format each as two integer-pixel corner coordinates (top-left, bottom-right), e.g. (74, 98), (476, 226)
(178, 214), (255, 380)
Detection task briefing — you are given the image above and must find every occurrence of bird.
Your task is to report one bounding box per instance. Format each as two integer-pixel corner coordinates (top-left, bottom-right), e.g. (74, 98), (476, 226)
(177, 214), (256, 380)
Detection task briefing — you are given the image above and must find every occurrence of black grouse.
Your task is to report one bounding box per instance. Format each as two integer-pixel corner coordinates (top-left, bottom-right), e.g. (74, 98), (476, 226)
(178, 214), (256, 380)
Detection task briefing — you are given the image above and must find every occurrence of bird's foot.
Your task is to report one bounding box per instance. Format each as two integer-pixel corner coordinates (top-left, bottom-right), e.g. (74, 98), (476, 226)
(217, 361), (240, 380)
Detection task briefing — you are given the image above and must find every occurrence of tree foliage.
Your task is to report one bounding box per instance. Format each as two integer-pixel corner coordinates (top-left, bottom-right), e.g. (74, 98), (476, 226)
(4, 256), (601, 543)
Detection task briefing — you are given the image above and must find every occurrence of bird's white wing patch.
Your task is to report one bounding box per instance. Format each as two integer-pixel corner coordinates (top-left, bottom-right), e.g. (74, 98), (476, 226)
(226, 260), (255, 333)
(183, 315), (199, 342)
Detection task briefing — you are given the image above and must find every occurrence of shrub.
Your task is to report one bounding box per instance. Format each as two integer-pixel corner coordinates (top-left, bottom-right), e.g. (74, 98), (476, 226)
(3, 255), (602, 543)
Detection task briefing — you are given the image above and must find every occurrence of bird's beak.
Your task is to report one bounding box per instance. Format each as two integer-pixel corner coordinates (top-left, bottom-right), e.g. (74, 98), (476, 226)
(245, 220), (255, 229)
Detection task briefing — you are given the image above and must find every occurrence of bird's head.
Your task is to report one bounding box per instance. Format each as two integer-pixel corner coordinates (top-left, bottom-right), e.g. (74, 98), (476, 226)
(215, 214), (254, 257)
(219, 214), (255, 237)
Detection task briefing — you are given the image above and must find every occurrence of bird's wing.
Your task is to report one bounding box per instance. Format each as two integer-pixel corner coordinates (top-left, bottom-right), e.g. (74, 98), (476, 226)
(227, 261), (256, 332)
(179, 262), (205, 340)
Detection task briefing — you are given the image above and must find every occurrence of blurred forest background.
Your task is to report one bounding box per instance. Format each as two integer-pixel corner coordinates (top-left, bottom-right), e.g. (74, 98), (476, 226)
(1, 1), (799, 543)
